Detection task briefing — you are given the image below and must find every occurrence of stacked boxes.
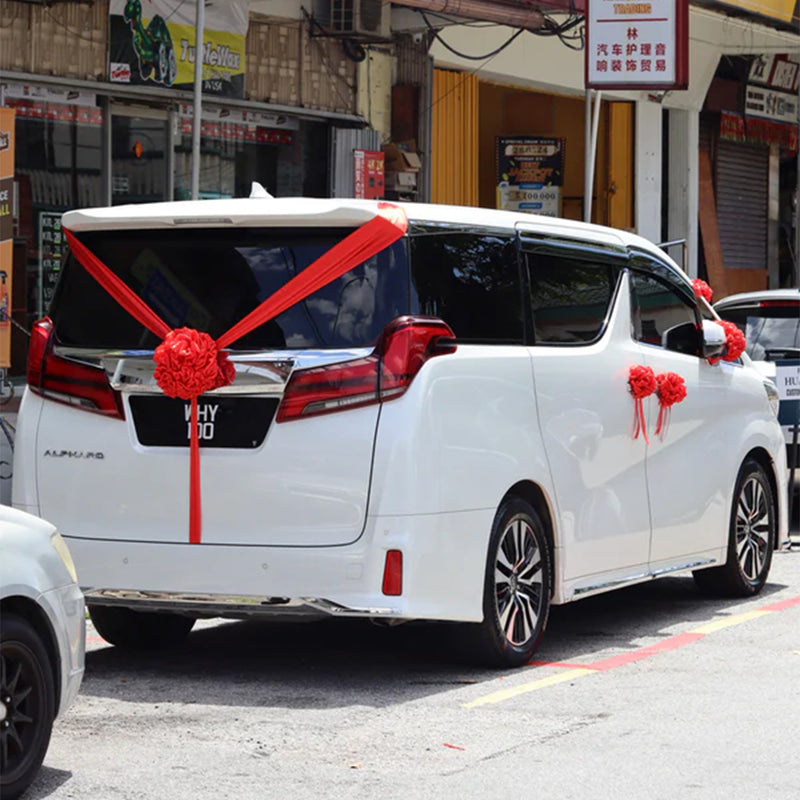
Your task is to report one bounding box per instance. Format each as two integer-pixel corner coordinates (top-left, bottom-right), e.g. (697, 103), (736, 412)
(382, 140), (422, 200)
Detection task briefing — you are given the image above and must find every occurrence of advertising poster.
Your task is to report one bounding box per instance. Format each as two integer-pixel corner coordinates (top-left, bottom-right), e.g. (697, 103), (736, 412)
(37, 212), (65, 318)
(109, 0), (249, 98)
(496, 137), (565, 217)
(775, 360), (800, 429)
(0, 106), (14, 369)
(353, 150), (385, 199)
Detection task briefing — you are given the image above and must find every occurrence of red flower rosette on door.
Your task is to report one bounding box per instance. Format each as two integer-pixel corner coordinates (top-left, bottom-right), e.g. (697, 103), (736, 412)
(64, 203), (409, 544)
(654, 371), (687, 440)
(628, 364), (657, 443)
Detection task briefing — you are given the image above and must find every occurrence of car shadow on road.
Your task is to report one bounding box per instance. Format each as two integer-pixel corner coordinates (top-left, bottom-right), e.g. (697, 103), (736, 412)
(78, 575), (790, 710)
(25, 766), (72, 799)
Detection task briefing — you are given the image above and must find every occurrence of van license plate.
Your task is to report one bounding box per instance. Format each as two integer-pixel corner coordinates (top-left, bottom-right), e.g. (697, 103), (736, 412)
(129, 396), (279, 449)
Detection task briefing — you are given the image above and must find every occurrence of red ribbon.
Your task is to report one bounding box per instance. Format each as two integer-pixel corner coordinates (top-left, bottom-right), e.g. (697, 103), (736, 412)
(64, 203), (408, 544)
(654, 371), (687, 440)
(628, 365), (657, 444)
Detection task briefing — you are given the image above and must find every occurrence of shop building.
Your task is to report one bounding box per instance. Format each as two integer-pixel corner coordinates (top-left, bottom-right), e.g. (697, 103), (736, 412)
(394, 0), (800, 293)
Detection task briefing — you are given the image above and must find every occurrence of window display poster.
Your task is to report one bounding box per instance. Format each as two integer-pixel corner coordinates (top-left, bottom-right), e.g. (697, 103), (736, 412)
(37, 212), (64, 318)
(108, 0), (249, 97)
(354, 150), (384, 199)
(496, 137), (565, 217)
(0, 106), (15, 369)
(775, 360), (800, 429)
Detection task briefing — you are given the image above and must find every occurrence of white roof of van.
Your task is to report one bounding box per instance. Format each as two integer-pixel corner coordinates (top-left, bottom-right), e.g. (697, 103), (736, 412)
(61, 197), (683, 276)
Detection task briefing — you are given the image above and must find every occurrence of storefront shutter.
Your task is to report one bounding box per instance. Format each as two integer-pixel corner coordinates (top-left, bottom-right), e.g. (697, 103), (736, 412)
(716, 140), (769, 270)
(432, 69), (478, 206)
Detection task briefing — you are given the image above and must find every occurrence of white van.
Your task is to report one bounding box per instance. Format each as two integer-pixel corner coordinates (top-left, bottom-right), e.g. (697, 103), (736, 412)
(13, 198), (789, 667)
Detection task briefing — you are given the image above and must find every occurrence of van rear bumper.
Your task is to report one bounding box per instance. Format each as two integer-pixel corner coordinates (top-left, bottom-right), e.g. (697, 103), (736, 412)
(66, 508), (494, 624)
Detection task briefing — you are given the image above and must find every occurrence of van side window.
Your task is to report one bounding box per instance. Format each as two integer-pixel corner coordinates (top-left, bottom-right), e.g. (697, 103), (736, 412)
(409, 233), (523, 343)
(525, 252), (621, 344)
(630, 271), (701, 355)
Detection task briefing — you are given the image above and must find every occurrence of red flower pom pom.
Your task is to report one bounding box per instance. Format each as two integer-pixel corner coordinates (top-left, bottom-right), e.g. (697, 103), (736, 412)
(628, 364), (657, 399)
(708, 320), (746, 364)
(656, 371), (687, 408)
(692, 279), (713, 303)
(154, 327), (234, 400)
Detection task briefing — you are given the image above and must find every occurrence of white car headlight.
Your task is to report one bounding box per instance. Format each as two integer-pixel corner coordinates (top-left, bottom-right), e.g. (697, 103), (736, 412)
(51, 531), (78, 583)
(763, 378), (780, 418)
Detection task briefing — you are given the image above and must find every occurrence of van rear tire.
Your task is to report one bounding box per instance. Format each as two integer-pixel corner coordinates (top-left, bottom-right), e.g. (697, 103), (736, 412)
(89, 605), (195, 650)
(459, 498), (551, 668)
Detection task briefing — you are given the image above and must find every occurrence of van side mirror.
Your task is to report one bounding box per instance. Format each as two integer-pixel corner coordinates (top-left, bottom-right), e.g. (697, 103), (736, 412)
(701, 320), (727, 359)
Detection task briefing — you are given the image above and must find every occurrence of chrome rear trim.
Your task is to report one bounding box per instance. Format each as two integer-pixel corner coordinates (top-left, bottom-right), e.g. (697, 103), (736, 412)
(54, 347), (295, 395)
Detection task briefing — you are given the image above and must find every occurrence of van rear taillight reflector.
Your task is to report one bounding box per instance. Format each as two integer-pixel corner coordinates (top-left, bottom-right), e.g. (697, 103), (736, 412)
(759, 300), (799, 308)
(276, 316), (456, 422)
(382, 550), (403, 596)
(27, 317), (124, 419)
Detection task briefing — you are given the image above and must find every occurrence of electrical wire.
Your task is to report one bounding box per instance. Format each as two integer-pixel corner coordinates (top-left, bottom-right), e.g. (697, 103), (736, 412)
(421, 12), (525, 60)
(422, 9), (585, 59)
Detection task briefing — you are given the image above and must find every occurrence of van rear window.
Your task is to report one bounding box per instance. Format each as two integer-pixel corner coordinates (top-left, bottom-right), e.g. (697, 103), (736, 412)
(52, 228), (410, 350)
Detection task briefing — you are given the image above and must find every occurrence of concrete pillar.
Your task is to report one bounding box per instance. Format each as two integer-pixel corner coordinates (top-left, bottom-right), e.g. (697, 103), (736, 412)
(667, 108), (700, 277)
(635, 100), (663, 247)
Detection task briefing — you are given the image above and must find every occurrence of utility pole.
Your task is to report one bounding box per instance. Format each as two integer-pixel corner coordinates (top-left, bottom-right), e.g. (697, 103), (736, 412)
(191, 0), (205, 201)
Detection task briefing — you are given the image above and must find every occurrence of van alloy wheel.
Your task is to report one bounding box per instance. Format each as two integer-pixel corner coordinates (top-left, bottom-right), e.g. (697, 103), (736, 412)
(735, 475), (771, 581)
(461, 498), (551, 668)
(494, 518), (545, 647)
(693, 458), (775, 597)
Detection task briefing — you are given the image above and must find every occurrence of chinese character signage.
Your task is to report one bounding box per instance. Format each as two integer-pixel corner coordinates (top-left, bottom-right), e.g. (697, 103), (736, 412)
(108, 0), (249, 98)
(746, 55), (799, 124)
(353, 150), (385, 199)
(586, 0), (688, 90)
(496, 137), (565, 217)
(0, 106), (14, 369)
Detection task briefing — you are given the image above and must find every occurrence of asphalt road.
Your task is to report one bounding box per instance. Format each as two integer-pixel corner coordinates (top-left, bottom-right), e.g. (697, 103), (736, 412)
(28, 541), (800, 800)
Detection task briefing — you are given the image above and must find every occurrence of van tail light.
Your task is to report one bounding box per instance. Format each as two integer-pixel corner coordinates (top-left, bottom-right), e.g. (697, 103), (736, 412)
(276, 316), (456, 423)
(382, 550), (403, 596)
(27, 317), (124, 419)
(759, 300), (799, 308)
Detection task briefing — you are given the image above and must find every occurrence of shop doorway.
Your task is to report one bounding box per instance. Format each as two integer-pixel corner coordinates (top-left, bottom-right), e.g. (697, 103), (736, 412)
(111, 108), (171, 205)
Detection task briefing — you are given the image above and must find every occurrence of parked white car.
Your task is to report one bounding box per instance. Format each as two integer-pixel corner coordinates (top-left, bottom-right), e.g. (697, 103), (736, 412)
(0, 505), (85, 800)
(714, 288), (799, 491)
(12, 198), (789, 667)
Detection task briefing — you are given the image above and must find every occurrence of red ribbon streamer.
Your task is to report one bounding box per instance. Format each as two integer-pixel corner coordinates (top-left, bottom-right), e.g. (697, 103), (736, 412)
(628, 365), (657, 445)
(64, 203), (408, 544)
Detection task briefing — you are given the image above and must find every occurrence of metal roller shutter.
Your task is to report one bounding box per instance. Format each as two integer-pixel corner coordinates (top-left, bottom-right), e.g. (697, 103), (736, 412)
(716, 140), (769, 269)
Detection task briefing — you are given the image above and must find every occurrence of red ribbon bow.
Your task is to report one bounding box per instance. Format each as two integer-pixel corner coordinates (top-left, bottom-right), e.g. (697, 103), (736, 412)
(628, 364), (657, 444)
(64, 203), (408, 544)
(655, 371), (687, 440)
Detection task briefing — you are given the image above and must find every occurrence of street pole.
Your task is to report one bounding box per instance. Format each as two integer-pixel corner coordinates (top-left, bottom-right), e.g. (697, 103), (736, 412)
(796, 70), (800, 287)
(191, 0), (205, 201)
(584, 89), (602, 223)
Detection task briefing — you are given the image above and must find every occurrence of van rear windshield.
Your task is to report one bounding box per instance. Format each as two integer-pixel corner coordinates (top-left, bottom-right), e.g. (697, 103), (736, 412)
(52, 228), (410, 350)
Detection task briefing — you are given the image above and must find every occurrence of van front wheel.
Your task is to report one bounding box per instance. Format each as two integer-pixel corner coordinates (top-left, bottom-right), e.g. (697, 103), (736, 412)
(693, 458), (775, 597)
(89, 606), (195, 650)
(461, 498), (551, 668)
